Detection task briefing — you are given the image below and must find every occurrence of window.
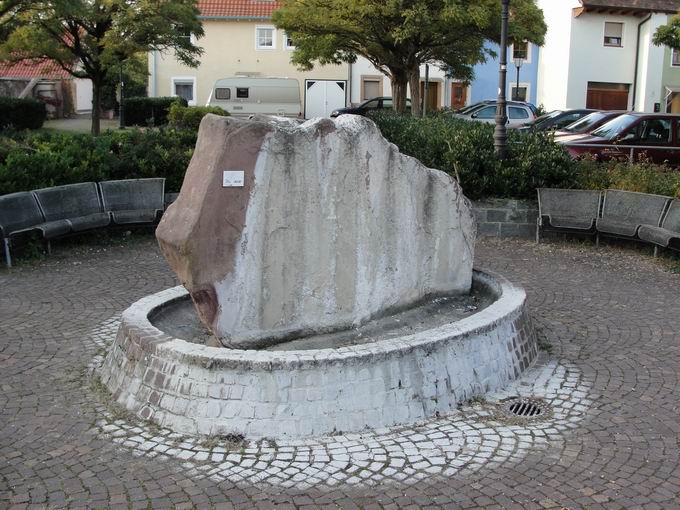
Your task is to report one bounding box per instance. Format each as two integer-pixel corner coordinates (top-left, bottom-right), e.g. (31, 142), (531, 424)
(672, 49), (680, 67)
(176, 26), (197, 45)
(508, 106), (529, 120)
(171, 77), (196, 105)
(604, 22), (623, 47)
(511, 85), (528, 101)
(236, 88), (249, 99)
(215, 88), (231, 100)
(284, 32), (295, 50)
(474, 106), (496, 119)
(624, 118), (672, 144)
(256, 26), (276, 49)
(361, 76), (382, 100)
(382, 98), (393, 109)
(362, 98), (380, 110)
(512, 41), (528, 60)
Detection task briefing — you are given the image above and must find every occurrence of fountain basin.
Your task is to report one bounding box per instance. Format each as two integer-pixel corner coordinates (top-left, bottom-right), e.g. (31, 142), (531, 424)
(100, 269), (538, 438)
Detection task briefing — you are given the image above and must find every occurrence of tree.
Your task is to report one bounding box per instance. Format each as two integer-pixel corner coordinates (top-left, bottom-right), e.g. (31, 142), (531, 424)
(0, 0), (204, 135)
(654, 12), (680, 50)
(273, 0), (546, 116)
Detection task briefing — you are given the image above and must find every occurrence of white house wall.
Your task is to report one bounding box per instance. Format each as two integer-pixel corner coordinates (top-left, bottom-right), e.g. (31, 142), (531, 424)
(567, 12), (641, 109)
(350, 57), (448, 107)
(635, 13), (667, 112)
(536, 0), (578, 111)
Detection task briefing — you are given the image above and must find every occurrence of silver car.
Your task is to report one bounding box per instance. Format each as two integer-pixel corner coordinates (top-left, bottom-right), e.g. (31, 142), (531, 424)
(453, 102), (536, 126)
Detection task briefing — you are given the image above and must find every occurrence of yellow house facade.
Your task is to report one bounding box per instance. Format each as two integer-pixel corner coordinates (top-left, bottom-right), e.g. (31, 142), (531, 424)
(148, 1), (350, 118)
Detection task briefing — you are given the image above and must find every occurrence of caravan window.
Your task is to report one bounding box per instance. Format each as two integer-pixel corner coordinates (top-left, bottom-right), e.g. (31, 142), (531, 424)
(236, 88), (249, 98)
(215, 88), (231, 100)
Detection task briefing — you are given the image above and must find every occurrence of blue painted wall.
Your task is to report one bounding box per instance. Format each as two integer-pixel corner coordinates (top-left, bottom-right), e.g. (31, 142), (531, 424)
(468, 42), (539, 106)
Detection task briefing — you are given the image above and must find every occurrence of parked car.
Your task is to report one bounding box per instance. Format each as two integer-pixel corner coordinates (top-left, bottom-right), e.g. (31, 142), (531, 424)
(517, 109), (596, 133)
(330, 97), (411, 117)
(208, 77), (302, 118)
(559, 112), (680, 165)
(553, 111), (624, 139)
(452, 101), (536, 126)
(454, 100), (539, 117)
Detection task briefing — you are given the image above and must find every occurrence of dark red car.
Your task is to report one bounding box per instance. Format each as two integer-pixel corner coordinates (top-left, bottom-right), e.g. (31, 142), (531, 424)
(553, 110), (624, 139)
(560, 113), (680, 165)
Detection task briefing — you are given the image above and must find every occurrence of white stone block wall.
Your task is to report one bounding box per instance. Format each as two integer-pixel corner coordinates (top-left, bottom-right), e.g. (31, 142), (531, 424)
(100, 270), (538, 439)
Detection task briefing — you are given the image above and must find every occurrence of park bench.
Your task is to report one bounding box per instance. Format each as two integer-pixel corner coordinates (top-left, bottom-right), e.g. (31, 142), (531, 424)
(99, 178), (165, 225)
(638, 199), (680, 254)
(596, 190), (670, 240)
(34, 182), (110, 233)
(536, 188), (602, 243)
(0, 191), (70, 267)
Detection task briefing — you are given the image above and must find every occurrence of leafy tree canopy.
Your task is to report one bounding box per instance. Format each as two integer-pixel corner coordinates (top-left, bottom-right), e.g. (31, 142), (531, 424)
(0, 0), (204, 134)
(654, 12), (680, 49)
(273, 0), (546, 116)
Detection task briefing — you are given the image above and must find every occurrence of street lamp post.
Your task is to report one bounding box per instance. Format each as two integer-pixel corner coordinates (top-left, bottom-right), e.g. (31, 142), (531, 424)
(513, 56), (523, 101)
(494, 0), (510, 159)
(118, 63), (125, 129)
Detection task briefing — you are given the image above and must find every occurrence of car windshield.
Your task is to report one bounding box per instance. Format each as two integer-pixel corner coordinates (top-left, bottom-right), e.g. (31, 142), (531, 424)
(360, 98), (380, 108)
(563, 112), (609, 133)
(531, 110), (563, 128)
(590, 114), (638, 139)
(458, 102), (489, 114)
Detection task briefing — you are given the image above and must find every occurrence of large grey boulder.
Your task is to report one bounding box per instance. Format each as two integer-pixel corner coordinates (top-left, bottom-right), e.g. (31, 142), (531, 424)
(156, 114), (475, 348)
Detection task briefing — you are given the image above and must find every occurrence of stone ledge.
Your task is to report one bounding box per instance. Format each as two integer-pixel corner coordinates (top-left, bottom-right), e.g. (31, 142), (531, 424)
(473, 199), (538, 239)
(100, 270), (538, 438)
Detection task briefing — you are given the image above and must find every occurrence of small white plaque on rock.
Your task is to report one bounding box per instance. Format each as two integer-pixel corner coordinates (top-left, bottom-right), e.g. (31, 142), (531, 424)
(222, 171), (245, 187)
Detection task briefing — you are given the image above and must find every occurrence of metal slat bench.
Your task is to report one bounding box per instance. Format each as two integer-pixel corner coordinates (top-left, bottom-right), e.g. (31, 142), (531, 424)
(638, 199), (680, 255)
(99, 178), (165, 225)
(596, 190), (670, 242)
(536, 188), (602, 243)
(34, 182), (111, 233)
(0, 192), (71, 267)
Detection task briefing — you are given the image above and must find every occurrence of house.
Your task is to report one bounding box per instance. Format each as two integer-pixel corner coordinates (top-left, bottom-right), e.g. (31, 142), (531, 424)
(149, 0), (350, 118)
(536, 0), (680, 113)
(0, 59), (92, 117)
(468, 41), (540, 106)
(350, 41), (540, 112)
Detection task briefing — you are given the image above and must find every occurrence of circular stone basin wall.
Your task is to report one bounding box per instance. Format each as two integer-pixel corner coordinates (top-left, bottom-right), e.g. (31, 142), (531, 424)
(100, 270), (538, 438)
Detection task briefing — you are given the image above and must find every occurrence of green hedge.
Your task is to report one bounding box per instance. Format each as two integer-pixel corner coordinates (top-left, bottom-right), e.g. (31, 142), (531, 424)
(168, 103), (229, 130)
(577, 156), (680, 198)
(0, 128), (197, 195)
(2, 113), (679, 201)
(121, 97), (187, 127)
(370, 111), (579, 200)
(0, 97), (47, 130)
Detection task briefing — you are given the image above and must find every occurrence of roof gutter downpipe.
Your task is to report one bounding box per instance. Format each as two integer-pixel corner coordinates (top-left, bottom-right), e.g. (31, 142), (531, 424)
(632, 13), (653, 111)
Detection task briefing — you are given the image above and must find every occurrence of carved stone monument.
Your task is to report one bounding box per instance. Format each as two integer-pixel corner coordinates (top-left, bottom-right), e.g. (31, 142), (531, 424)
(156, 114), (476, 348)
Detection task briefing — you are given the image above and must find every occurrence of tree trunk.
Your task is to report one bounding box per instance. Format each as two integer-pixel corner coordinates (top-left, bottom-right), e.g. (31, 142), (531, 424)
(408, 65), (421, 118)
(91, 79), (102, 136)
(390, 70), (409, 113)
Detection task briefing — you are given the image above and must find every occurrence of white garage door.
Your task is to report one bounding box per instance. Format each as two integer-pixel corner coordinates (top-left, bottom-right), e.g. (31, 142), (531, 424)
(305, 80), (347, 119)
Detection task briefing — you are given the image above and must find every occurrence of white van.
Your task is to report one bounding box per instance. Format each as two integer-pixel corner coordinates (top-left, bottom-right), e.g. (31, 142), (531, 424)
(208, 77), (301, 118)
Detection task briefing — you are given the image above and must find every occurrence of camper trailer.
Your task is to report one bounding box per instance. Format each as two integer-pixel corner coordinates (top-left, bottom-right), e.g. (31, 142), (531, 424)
(208, 77), (301, 118)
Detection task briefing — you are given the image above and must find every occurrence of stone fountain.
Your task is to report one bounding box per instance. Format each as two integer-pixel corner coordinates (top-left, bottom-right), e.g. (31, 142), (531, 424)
(100, 114), (538, 438)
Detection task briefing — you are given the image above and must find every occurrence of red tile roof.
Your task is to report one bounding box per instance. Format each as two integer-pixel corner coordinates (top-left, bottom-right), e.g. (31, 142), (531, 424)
(0, 59), (72, 80)
(198, 0), (281, 18)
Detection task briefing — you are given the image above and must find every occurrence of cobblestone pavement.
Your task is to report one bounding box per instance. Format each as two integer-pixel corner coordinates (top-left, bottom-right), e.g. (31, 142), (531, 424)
(1, 236), (680, 509)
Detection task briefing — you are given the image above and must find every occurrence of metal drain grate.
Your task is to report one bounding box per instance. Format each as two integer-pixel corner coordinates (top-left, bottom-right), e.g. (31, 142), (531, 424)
(504, 398), (546, 418)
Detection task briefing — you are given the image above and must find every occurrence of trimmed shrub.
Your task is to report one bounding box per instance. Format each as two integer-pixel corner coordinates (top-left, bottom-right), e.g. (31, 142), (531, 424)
(577, 156), (680, 198)
(121, 97), (187, 127)
(0, 97), (47, 130)
(370, 111), (579, 200)
(0, 128), (197, 195)
(168, 103), (229, 130)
